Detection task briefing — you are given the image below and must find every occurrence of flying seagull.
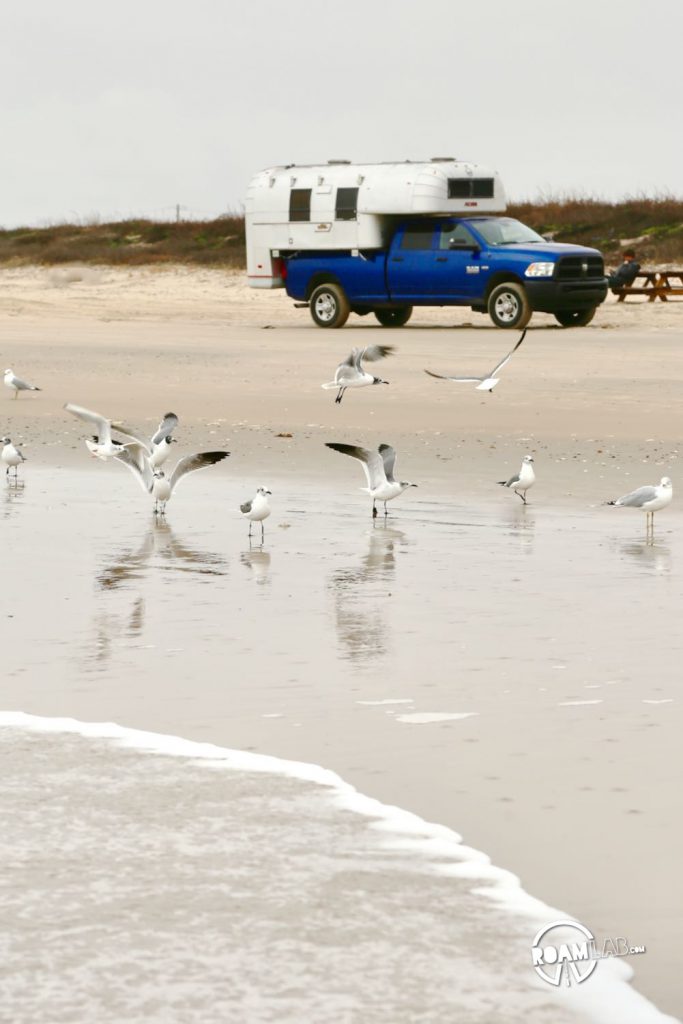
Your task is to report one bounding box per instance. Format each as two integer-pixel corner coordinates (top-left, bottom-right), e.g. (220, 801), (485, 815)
(607, 477), (673, 537)
(115, 444), (229, 514)
(1, 437), (26, 478)
(325, 442), (417, 518)
(498, 455), (535, 504)
(322, 345), (394, 404)
(64, 403), (134, 459)
(113, 411), (179, 468)
(425, 329), (527, 393)
(240, 487), (272, 541)
(4, 368), (41, 399)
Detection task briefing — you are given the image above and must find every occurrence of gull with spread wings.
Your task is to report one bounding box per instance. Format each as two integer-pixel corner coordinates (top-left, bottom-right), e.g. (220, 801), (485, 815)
(115, 442), (230, 515)
(425, 329), (526, 393)
(322, 345), (394, 404)
(325, 442), (417, 518)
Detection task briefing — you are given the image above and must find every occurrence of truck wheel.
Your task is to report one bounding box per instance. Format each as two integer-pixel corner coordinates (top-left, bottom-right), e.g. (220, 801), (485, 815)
(309, 283), (350, 328)
(374, 306), (413, 327)
(487, 282), (532, 329)
(554, 307), (597, 327)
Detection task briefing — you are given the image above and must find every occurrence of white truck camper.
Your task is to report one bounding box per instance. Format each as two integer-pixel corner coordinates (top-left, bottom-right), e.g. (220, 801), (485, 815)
(244, 159), (607, 330)
(245, 159), (506, 288)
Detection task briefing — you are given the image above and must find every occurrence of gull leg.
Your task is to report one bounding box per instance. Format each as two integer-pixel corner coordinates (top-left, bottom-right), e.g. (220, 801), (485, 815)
(372, 501), (377, 519)
(336, 388), (345, 404)
(248, 522), (252, 538)
(515, 489), (526, 504)
(261, 521), (265, 543)
(384, 501), (388, 518)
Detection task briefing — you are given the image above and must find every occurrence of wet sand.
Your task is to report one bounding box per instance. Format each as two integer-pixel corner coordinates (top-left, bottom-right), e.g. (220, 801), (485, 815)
(1, 266), (682, 1017)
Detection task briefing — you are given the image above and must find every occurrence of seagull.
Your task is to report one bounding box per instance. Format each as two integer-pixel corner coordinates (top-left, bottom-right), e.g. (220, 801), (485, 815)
(1, 437), (26, 478)
(240, 487), (272, 541)
(4, 368), (41, 399)
(498, 455), (535, 504)
(115, 444), (229, 515)
(424, 329), (526, 393)
(64, 403), (134, 459)
(114, 412), (179, 468)
(607, 477), (673, 537)
(325, 442), (417, 518)
(322, 345), (394, 404)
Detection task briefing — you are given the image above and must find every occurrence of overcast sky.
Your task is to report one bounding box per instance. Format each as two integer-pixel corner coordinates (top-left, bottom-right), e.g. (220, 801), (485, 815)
(2, 0), (681, 226)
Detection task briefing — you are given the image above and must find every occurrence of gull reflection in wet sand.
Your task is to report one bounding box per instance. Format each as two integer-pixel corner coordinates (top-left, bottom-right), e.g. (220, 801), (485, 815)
(241, 543), (271, 586)
(3, 479), (26, 516)
(619, 540), (672, 574)
(504, 503), (535, 553)
(89, 520), (227, 665)
(96, 520), (227, 591)
(329, 524), (407, 662)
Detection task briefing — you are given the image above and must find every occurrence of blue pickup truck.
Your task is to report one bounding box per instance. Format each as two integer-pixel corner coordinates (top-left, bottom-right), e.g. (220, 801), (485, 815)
(283, 216), (607, 330)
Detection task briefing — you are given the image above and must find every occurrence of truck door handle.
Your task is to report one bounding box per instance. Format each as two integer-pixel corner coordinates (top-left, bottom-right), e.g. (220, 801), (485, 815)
(391, 257), (404, 262)
(435, 257), (447, 262)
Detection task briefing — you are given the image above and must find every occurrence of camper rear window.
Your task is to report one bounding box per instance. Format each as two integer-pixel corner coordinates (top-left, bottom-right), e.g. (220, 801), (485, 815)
(447, 178), (495, 199)
(289, 188), (312, 221)
(335, 187), (358, 221)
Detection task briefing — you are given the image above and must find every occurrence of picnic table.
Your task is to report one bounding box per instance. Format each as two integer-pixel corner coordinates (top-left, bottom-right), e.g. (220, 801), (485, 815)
(614, 269), (683, 302)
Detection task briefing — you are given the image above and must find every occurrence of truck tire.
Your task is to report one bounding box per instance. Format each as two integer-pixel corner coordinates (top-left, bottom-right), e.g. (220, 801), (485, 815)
(487, 282), (532, 329)
(554, 307), (597, 328)
(309, 282), (350, 328)
(374, 306), (413, 327)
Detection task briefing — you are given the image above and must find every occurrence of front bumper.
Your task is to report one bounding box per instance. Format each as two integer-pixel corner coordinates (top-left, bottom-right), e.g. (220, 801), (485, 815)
(525, 278), (608, 312)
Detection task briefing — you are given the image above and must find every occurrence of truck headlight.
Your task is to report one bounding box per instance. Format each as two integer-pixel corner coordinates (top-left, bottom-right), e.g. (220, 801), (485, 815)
(525, 262), (556, 278)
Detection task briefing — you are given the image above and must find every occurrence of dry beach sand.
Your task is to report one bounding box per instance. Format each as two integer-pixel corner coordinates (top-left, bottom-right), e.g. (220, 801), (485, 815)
(1, 265), (682, 1020)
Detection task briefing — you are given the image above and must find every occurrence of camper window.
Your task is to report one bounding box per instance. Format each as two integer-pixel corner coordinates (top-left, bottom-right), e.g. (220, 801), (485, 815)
(447, 178), (495, 199)
(400, 223), (436, 250)
(335, 187), (358, 221)
(289, 188), (312, 222)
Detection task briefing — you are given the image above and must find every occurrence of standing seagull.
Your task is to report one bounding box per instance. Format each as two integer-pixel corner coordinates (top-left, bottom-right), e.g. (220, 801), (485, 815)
(4, 368), (41, 399)
(607, 477), (673, 538)
(1, 437), (26, 478)
(325, 442), (417, 518)
(240, 487), (272, 541)
(114, 412), (180, 469)
(64, 403), (132, 459)
(115, 445), (229, 515)
(498, 455), (535, 504)
(322, 345), (394, 404)
(424, 329), (526, 393)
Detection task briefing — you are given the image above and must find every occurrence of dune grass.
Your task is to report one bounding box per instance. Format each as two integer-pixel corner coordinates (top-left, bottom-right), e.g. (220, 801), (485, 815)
(1, 199), (682, 267)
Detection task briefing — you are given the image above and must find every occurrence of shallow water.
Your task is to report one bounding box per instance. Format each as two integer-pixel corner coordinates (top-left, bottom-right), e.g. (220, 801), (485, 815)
(0, 719), (666, 1024)
(1, 466), (681, 1019)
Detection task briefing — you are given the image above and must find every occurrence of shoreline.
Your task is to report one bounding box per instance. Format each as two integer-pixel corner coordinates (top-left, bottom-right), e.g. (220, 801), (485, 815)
(1, 265), (681, 1018)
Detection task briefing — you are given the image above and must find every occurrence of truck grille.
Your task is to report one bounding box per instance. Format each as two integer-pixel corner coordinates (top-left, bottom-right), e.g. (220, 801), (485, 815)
(555, 256), (604, 280)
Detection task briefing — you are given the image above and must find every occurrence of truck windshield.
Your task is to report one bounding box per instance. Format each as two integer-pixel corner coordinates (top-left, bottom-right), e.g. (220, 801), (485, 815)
(469, 218), (545, 246)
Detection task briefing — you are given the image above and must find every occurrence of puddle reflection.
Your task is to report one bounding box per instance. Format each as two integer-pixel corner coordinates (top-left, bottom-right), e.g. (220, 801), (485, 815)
(97, 520), (227, 591)
(3, 480), (26, 516)
(619, 540), (672, 575)
(503, 504), (535, 553)
(240, 544), (271, 587)
(88, 520), (228, 666)
(329, 525), (407, 663)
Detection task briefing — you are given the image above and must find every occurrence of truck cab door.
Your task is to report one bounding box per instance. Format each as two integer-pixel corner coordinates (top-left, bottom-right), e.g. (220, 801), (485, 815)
(432, 221), (483, 298)
(387, 222), (439, 301)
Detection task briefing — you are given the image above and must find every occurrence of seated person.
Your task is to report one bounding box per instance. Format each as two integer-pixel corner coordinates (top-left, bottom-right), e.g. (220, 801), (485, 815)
(608, 249), (640, 290)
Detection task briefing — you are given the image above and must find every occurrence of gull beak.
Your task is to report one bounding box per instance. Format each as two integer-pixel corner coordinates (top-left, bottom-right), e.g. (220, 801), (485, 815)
(410, 483), (418, 488)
